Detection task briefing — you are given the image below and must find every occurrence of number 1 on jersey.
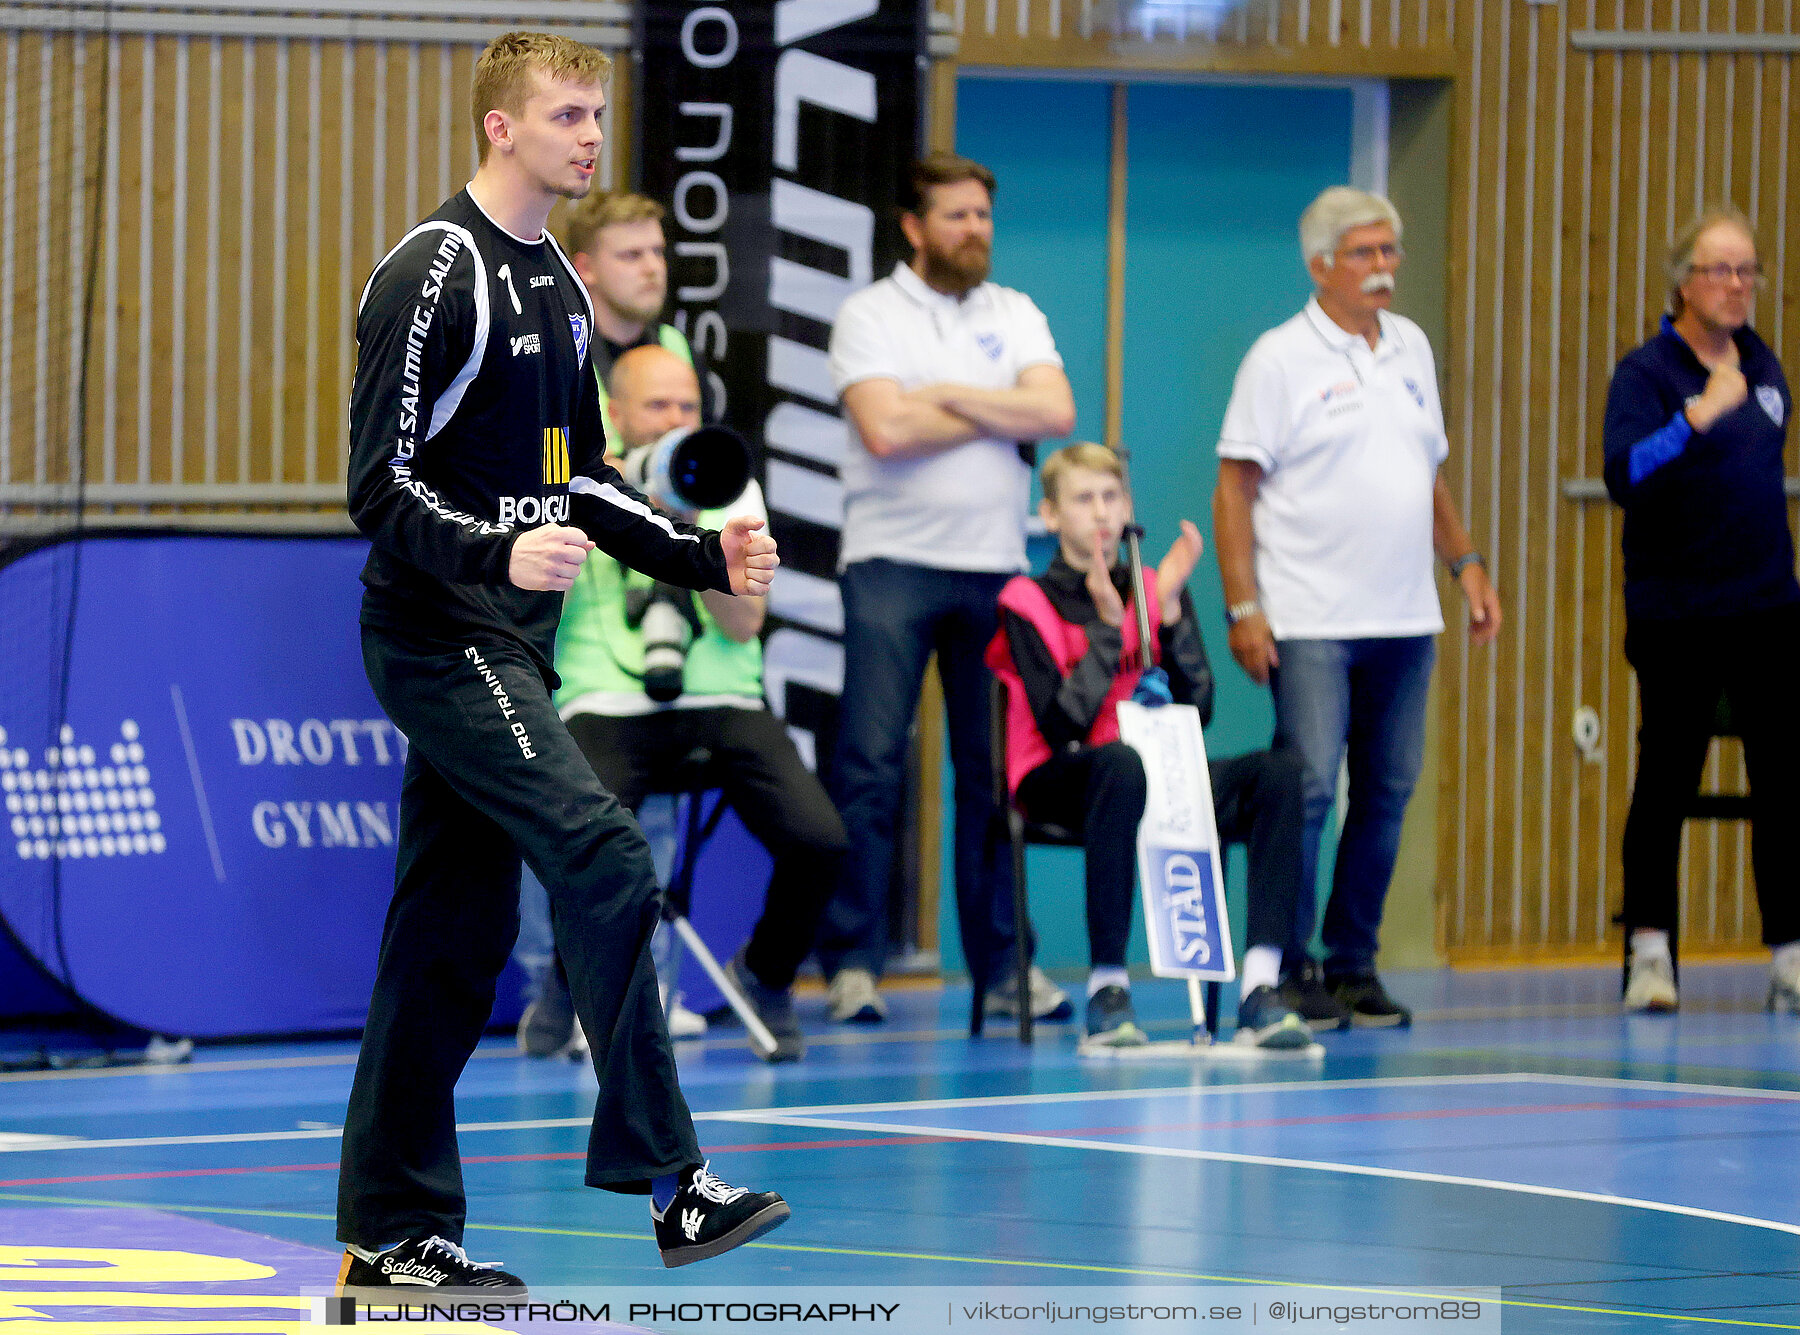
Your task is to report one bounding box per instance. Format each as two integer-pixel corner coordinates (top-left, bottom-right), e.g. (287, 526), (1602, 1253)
(497, 264), (522, 316)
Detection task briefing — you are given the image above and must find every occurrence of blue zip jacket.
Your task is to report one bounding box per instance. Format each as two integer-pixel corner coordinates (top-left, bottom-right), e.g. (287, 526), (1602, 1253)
(1602, 315), (1797, 621)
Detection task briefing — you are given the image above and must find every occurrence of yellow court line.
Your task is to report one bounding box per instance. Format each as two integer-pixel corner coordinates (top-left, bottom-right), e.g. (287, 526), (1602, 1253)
(0, 1191), (1791, 1328)
(0, 1293), (308, 1308)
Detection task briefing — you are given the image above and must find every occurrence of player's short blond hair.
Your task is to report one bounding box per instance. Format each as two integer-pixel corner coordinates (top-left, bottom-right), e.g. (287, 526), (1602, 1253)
(472, 31), (611, 164)
(1040, 442), (1124, 504)
(563, 191), (666, 259)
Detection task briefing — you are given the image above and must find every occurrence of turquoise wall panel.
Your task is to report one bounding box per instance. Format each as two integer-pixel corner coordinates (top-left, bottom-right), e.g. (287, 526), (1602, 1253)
(939, 78), (1352, 983)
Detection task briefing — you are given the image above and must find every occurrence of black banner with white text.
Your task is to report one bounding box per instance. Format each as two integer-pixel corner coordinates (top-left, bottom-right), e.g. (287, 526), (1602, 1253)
(635, 0), (923, 772)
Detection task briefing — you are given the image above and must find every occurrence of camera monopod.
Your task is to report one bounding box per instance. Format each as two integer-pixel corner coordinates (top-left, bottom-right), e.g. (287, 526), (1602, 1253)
(1114, 445), (1172, 707)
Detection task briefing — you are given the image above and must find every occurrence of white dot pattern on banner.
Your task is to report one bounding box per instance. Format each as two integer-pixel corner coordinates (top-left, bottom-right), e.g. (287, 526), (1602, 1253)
(9, 721), (165, 861)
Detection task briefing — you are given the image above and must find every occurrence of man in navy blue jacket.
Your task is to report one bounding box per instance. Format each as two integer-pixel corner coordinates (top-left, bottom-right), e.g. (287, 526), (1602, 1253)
(1603, 205), (1800, 1016)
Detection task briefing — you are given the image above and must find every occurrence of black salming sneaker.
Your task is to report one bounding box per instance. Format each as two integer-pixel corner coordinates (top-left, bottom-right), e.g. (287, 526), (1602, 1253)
(651, 1161), (791, 1268)
(337, 1235), (527, 1295)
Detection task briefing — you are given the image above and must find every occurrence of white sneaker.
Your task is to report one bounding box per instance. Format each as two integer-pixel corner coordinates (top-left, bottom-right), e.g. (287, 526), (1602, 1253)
(668, 995), (709, 1038)
(659, 984), (709, 1037)
(1768, 955), (1800, 1014)
(984, 965), (1073, 1021)
(1624, 953), (1678, 1013)
(827, 967), (887, 1023)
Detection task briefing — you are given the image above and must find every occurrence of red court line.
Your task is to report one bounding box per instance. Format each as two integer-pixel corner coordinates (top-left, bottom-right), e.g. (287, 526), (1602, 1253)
(1054, 1094), (1794, 1138)
(0, 1136), (956, 1187)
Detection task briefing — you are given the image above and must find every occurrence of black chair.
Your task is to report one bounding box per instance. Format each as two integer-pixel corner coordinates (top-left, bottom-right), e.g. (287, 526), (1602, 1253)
(654, 747), (781, 1058)
(1616, 689), (1749, 991)
(973, 679), (1078, 1043)
(980, 679), (1222, 1045)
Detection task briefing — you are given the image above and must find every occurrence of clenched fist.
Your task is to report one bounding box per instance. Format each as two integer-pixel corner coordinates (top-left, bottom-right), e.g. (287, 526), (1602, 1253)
(508, 525), (595, 591)
(722, 514), (779, 596)
(1687, 362), (1748, 432)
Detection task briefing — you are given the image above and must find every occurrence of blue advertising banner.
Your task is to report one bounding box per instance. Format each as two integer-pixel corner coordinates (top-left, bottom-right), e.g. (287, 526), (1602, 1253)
(0, 531), (773, 1038)
(0, 532), (504, 1037)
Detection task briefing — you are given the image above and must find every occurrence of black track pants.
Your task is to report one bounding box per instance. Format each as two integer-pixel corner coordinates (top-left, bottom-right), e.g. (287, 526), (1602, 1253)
(337, 627), (699, 1249)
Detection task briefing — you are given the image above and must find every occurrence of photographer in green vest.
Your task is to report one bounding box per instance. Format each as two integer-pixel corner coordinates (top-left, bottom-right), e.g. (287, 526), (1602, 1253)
(519, 345), (847, 1063)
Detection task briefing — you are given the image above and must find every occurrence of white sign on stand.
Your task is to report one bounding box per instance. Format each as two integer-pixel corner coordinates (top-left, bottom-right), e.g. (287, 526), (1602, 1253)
(1115, 699), (1234, 985)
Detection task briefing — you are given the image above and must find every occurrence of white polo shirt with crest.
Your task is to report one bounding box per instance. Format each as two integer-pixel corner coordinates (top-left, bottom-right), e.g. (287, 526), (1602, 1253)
(1217, 296), (1450, 640)
(829, 261), (1063, 573)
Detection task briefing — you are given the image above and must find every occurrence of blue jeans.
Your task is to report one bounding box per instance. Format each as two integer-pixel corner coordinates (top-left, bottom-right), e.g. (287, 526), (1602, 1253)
(819, 559), (1017, 984)
(1270, 635), (1435, 976)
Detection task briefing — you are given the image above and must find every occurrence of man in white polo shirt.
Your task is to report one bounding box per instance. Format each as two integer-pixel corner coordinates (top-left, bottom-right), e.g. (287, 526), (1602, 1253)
(1213, 186), (1501, 1029)
(820, 152), (1076, 1024)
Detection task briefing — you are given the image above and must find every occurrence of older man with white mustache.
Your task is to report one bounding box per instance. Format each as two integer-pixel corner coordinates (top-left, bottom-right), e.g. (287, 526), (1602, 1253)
(1211, 187), (1501, 1031)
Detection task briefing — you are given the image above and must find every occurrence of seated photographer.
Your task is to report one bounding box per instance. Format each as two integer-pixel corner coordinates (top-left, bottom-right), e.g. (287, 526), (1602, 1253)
(987, 444), (1311, 1049)
(524, 345), (847, 1062)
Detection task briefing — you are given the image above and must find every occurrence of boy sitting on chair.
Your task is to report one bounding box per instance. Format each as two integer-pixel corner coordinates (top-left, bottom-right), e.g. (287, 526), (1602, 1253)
(987, 443), (1311, 1048)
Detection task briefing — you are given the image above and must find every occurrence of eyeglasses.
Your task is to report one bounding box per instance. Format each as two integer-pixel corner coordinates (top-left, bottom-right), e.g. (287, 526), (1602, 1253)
(1338, 242), (1404, 265)
(1687, 261), (1766, 287)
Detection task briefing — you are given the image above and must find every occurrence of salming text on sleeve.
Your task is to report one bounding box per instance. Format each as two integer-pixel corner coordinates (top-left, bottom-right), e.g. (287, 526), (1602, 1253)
(348, 190), (727, 677)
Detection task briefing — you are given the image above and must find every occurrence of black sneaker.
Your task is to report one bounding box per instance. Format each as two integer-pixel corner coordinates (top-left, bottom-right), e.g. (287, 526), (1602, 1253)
(517, 963), (580, 1059)
(1277, 959), (1352, 1031)
(1083, 985), (1147, 1047)
(1234, 985), (1312, 1049)
(1328, 971), (1413, 1028)
(651, 1162), (791, 1268)
(338, 1236), (527, 1295)
(726, 950), (804, 1063)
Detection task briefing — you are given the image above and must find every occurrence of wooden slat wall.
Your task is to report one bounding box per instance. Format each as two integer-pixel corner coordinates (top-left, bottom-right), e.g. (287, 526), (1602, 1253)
(944, 0), (1800, 961)
(948, 0), (1455, 74)
(1443, 0), (1799, 962)
(4, 3), (1795, 958)
(0, 22), (625, 511)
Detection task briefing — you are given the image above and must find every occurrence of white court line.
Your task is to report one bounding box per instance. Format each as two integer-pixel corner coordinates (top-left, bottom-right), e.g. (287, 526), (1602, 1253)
(704, 1109), (1800, 1240)
(0, 1134), (82, 1149)
(694, 1069), (1800, 1120)
(9, 1071), (1796, 1154)
(1504, 1071), (1800, 1102)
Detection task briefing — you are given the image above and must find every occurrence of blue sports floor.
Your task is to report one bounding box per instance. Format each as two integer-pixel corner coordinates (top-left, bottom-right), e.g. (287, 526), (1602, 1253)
(0, 962), (1796, 1332)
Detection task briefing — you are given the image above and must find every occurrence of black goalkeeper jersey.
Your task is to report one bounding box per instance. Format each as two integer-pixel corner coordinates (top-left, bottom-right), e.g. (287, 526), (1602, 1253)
(348, 188), (729, 680)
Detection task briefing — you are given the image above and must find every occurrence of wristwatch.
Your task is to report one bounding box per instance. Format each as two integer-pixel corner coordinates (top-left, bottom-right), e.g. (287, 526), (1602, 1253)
(1447, 551), (1485, 578)
(1225, 599), (1262, 626)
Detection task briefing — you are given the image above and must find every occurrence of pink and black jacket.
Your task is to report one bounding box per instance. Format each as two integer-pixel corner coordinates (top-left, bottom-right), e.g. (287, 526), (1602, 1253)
(984, 555), (1213, 799)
